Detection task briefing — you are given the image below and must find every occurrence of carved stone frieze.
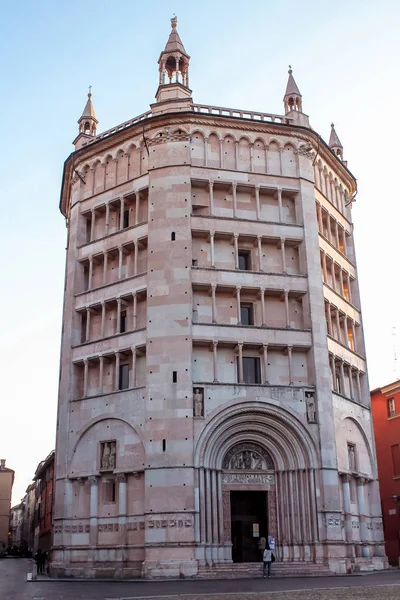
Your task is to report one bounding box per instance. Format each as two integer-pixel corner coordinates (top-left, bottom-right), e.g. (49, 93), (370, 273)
(222, 442), (274, 471)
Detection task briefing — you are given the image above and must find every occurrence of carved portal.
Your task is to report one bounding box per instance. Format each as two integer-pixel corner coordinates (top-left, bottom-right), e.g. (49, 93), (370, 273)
(100, 441), (116, 471)
(222, 442), (274, 471)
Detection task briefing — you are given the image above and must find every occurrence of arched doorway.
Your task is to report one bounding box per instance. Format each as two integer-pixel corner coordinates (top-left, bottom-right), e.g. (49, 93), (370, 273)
(222, 442), (275, 562)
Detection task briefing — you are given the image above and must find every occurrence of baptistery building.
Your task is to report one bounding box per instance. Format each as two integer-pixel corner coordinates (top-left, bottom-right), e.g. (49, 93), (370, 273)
(52, 18), (387, 578)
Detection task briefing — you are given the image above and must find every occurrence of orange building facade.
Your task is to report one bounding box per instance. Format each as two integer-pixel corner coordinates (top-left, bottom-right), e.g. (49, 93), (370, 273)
(371, 381), (400, 565)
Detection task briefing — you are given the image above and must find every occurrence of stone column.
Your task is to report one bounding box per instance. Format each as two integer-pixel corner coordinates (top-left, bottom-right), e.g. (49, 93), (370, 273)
(134, 242), (138, 276)
(343, 314), (348, 346)
(100, 301), (106, 337)
(117, 473), (127, 551)
(234, 141), (239, 170)
(118, 246), (123, 280)
(339, 267), (344, 297)
(347, 272), (352, 303)
(103, 251), (108, 285)
(342, 474), (352, 545)
(211, 470), (219, 560)
(105, 202), (110, 236)
(210, 233), (215, 267)
(133, 293), (137, 329)
(322, 250), (328, 282)
(257, 236), (263, 271)
(211, 284), (217, 323)
(277, 188), (283, 222)
(348, 366), (354, 399)
(263, 344), (269, 383)
(219, 139), (224, 169)
(130, 347), (136, 388)
(249, 143), (254, 172)
(199, 468), (206, 545)
(335, 220), (340, 248)
(317, 202), (323, 233)
(89, 475), (99, 546)
(236, 286), (241, 324)
(88, 256), (93, 290)
(217, 471), (224, 561)
(357, 478), (370, 556)
(209, 181), (214, 215)
(85, 307), (91, 342)
(356, 370), (362, 402)
(287, 345), (293, 385)
(330, 258), (336, 291)
(233, 234), (239, 269)
(135, 192), (140, 225)
(284, 291), (290, 327)
(331, 354), (336, 390)
(327, 215), (333, 244)
(340, 360), (345, 395)
(232, 183), (237, 218)
(116, 297), (122, 334)
(342, 229), (348, 255)
(90, 208), (96, 241)
(119, 197), (124, 230)
(83, 358), (89, 398)
(115, 352), (120, 391)
(335, 308), (341, 342)
(255, 186), (260, 220)
(205, 469), (212, 563)
(99, 355), (104, 395)
(260, 288), (266, 326)
(280, 238), (286, 272)
(326, 301), (333, 335)
(204, 138), (209, 168)
(212, 341), (218, 383)
(237, 342), (244, 383)
(351, 320), (357, 351)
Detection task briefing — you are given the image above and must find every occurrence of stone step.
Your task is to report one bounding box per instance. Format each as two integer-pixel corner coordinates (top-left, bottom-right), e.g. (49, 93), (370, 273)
(196, 562), (332, 579)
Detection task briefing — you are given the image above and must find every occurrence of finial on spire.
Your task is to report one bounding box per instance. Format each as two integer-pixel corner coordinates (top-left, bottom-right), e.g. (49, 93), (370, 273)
(288, 65), (292, 74)
(88, 85), (92, 97)
(171, 15), (177, 29)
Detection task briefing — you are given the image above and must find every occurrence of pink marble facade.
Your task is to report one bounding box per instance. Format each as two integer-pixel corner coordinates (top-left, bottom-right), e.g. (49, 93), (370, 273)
(52, 19), (387, 579)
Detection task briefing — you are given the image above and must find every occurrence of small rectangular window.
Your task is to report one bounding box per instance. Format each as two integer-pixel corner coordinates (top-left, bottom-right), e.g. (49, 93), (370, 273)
(172, 371), (177, 383)
(123, 209), (129, 229)
(162, 439), (166, 452)
(237, 357), (261, 384)
(240, 303), (254, 326)
(238, 250), (251, 271)
(388, 398), (396, 418)
(119, 364), (129, 390)
(192, 259), (198, 267)
(120, 310), (127, 333)
(391, 444), (400, 476)
(103, 481), (116, 503)
(171, 232), (176, 241)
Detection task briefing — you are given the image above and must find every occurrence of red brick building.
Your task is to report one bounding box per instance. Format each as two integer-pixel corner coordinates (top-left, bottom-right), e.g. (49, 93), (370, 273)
(34, 451), (55, 553)
(371, 381), (400, 565)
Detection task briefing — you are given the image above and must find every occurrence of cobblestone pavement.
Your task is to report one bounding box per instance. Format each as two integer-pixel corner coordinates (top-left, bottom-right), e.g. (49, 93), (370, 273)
(1, 558), (400, 600)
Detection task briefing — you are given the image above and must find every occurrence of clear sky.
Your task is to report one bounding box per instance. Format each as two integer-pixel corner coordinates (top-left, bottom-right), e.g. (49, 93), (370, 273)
(1, 0), (399, 505)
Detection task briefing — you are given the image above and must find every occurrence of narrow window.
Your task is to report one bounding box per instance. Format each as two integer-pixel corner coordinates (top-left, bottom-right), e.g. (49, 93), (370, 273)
(119, 364), (129, 390)
(123, 209), (129, 229)
(83, 264), (89, 291)
(388, 398), (396, 418)
(237, 357), (261, 384)
(171, 232), (176, 241)
(172, 371), (177, 383)
(240, 303), (254, 326)
(391, 444), (400, 476)
(238, 250), (251, 271)
(86, 218), (91, 243)
(335, 372), (342, 394)
(120, 310), (127, 333)
(103, 481), (116, 503)
(162, 439), (166, 452)
(81, 313), (87, 343)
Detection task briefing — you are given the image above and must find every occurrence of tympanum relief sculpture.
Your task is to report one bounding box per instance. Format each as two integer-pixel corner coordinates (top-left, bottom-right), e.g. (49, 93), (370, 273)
(100, 441), (116, 471)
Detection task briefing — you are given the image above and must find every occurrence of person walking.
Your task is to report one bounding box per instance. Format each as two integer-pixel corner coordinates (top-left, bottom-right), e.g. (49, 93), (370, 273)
(34, 548), (44, 574)
(263, 544), (273, 578)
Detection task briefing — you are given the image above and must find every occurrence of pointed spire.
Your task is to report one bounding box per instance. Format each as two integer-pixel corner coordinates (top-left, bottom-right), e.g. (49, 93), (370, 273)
(329, 123), (344, 160)
(283, 66), (303, 114)
(163, 16), (188, 56)
(81, 86), (97, 121)
(74, 87), (99, 148)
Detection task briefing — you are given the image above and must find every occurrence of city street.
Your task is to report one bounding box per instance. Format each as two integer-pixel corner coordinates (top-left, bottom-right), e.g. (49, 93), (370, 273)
(1, 559), (400, 600)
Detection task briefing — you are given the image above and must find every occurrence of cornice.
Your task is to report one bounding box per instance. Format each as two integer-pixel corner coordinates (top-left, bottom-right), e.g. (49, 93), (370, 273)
(60, 110), (356, 217)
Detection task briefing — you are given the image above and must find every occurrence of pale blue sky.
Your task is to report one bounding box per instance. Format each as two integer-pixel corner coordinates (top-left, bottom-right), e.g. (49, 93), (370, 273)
(1, 0), (399, 504)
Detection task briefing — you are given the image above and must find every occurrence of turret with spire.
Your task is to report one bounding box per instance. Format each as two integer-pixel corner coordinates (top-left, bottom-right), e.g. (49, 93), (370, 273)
(152, 16), (193, 114)
(74, 88), (98, 149)
(329, 123), (344, 161)
(283, 67), (309, 127)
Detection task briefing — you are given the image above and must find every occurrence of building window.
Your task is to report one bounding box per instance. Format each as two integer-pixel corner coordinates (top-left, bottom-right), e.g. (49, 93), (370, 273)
(119, 364), (129, 390)
(240, 303), (254, 325)
(238, 250), (251, 271)
(86, 218), (91, 243)
(335, 371), (342, 394)
(238, 357), (261, 384)
(347, 443), (356, 472)
(391, 444), (400, 477)
(103, 480), (116, 503)
(120, 310), (127, 333)
(123, 209), (129, 229)
(388, 397), (396, 418)
(81, 313), (87, 343)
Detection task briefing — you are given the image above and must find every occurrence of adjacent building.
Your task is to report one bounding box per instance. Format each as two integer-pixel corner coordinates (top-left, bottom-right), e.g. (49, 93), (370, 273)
(0, 459), (14, 548)
(52, 17), (386, 578)
(34, 450), (55, 553)
(371, 381), (400, 565)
